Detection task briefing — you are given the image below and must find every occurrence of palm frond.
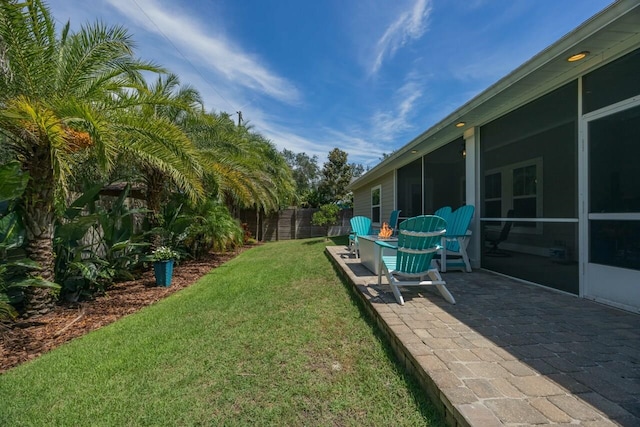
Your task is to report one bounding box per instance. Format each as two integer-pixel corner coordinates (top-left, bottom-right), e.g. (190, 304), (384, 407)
(0, 0), (57, 98)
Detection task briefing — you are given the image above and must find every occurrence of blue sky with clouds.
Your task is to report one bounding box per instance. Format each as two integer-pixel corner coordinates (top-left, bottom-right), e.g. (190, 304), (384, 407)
(46, 0), (613, 166)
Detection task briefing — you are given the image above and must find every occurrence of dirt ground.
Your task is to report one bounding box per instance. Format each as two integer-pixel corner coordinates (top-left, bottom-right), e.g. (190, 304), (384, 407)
(0, 248), (248, 373)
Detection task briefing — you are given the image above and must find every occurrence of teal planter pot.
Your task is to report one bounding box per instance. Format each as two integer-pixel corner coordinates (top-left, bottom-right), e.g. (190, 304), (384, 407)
(153, 260), (174, 287)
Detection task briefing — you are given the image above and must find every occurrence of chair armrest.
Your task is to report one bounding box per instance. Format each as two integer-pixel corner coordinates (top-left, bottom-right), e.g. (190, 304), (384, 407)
(444, 233), (472, 242)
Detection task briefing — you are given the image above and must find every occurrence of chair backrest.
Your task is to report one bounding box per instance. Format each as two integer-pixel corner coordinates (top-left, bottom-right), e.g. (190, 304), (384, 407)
(445, 205), (475, 252)
(434, 206), (452, 224)
(350, 216), (372, 236)
(394, 215), (447, 276)
(388, 210), (401, 232)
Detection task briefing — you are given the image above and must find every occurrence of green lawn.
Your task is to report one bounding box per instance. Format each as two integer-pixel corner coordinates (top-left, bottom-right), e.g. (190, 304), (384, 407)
(0, 237), (444, 426)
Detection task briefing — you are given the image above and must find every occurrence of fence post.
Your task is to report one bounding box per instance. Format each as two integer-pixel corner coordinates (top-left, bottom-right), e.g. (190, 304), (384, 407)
(254, 208), (258, 241)
(260, 210), (264, 242)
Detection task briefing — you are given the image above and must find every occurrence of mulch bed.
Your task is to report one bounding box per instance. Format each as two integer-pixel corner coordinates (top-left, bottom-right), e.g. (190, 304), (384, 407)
(0, 247), (250, 373)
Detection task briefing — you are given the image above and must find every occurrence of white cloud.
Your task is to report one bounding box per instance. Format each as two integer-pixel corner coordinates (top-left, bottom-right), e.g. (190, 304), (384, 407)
(370, 73), (424, 142)
(106, 0), (300, 104)
(248, 72), (427, 166)
(244, 107), (386, 167)
(371, 0), (432, 74)
(326, 130), (387, 166)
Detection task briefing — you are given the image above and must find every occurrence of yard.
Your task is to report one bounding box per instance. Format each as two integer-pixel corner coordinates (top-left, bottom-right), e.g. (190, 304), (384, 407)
(0, 237), (445, 426)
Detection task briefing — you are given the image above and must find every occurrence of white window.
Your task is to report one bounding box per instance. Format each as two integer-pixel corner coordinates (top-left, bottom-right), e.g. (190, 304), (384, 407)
(513, 164), (537, 228)
(485, 158), (542, 233)
(371, 186), (381, 224)
(484, 172), (502, 226)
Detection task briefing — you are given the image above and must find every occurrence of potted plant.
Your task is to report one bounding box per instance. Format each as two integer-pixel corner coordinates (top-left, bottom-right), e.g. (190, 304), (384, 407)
(152, 246), (179, 287)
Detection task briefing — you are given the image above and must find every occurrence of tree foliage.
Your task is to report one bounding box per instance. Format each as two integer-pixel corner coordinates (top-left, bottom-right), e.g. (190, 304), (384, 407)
(311, 203), (340, 240)
(350, 162), (365, 179)
(0, 0), (300, 317)
(0, 0), (163, 313)
(189, 112), (295, 214)
(282, 149), (320, 203)
(316, 148), (353, 205)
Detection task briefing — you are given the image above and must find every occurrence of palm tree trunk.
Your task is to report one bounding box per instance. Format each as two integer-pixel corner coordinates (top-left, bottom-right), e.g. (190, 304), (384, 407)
(146, 169), (164, 250)
(21, 148), (57, 316)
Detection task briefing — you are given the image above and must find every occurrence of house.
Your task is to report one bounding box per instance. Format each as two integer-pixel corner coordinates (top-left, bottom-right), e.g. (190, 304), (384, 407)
(348, 0), (640, 313)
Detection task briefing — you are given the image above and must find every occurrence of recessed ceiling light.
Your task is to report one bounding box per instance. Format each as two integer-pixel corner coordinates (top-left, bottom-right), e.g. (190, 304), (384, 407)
(455, 122), (465, 128)
(410, 150), (418, 154)
(567, 51), (589, 62)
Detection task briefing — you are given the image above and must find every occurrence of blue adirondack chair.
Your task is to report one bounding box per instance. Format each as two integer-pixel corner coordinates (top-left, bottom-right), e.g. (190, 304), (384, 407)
(348, 216), (372, 258)
(388, 209), (401, 235)
(373, 209), (402, 235)
(439, 205), (475, 272)
(434, 206), (452, 224)
(376, 215), (454, 305)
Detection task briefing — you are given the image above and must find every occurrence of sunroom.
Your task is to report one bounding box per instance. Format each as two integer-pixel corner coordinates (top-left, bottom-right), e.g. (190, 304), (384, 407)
(349, 0), (640, 313)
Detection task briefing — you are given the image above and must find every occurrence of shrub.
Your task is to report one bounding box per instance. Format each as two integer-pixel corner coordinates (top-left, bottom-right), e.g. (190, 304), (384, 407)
(0, 258), (59, 321)
(312, 204), (340, 240)
(182, 200), (243, 258)
(54, 183), (148, 301)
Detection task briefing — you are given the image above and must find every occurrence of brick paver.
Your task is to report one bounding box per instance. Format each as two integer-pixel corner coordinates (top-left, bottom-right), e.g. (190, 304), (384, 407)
(327, 246), (640, 426)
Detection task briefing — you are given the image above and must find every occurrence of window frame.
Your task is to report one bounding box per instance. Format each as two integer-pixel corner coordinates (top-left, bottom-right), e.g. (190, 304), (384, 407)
(484, 172), (502, 226)
(371, 185), (381, 225)
(484, 157), (543, 234)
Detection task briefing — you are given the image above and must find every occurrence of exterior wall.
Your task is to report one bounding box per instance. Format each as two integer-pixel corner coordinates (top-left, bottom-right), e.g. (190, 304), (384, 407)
(352, 171), (395, 226)
(380, 171), (395, 226)
(352, 188), (370, 218)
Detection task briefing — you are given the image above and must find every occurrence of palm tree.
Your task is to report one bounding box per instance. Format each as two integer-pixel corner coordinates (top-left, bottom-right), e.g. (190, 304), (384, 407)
(0, 0), (161, 314)
(145, 75), (204, 215)
(248, 132), (296, 212)
(190, 112), (295, 214)
(111, 73), (205, 242)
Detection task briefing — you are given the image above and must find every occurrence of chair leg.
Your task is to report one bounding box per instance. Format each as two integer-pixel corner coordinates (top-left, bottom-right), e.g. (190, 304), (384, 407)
(348, 239), (359, 258)
(389, 277), (405, 305)
(435, 284), (456, 304)
(461, 250), (471, 272)
(440, 237), (447, 272)
(378, 263), (386, 285)
(427, 270), (456, 304)
(380, 267), (405, 305)
(460, 237), (471, 272)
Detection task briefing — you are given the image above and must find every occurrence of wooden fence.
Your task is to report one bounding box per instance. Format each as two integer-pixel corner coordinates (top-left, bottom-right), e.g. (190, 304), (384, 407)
(238, 207), (353, 242)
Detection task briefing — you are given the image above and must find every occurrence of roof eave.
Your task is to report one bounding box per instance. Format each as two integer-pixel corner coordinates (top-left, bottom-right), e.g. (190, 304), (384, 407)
(350, 0), (640, 191)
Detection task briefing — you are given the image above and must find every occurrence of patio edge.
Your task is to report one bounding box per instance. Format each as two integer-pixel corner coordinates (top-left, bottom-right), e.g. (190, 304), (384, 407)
(325, 245), (473, 427)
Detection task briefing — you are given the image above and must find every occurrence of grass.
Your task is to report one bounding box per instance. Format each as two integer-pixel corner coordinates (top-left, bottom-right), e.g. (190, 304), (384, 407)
(0, 237), (445, 426)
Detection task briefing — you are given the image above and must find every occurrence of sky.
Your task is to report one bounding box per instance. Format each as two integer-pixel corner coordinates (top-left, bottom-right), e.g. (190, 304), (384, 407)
(46, 0), (614, 167)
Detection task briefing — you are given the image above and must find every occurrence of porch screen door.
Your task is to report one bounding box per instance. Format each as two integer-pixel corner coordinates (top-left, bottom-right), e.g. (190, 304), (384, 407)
(584, 102), (640, 313)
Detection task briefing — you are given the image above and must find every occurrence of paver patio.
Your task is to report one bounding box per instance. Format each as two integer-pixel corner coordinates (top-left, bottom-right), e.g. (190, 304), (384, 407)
(326, 245), (640, 426)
